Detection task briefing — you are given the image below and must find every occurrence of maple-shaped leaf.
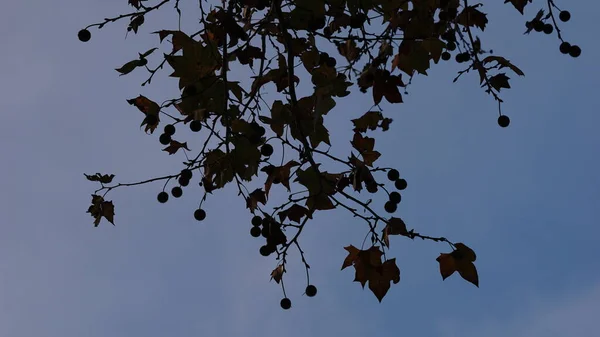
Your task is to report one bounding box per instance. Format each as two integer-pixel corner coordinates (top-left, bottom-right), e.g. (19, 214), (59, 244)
(456, 259), (479, 287)
(421, 38), (446, 64)
(341, 245), (360, 270)
(84, 173), (115, 184)
(246, 188), (267, 212)
(436, 243), (479, 287)
(165, 38), (221, 89)
(270, 265), (284, 284)
(392, 41), (430, 76)
(278, 204), (311, 224)
(436, 253), (457, 280)
(351, 132), (381, 166)
(308, 119), (331, 149)
(382, 217), (408, 247)
(162, 140), (190, 155)
(457, 5), (489, 31)
(235, 45), (265, 67)
(86, 194), (115, 227)
(487, 73), (511, 91)
(504, 0), (533, 14)
(348, 154), (376, 192)
(262, 160), (299, 197)
(342, 245), (400, 301)
(453, 243), (477, 262)
(352, 111), (384, 133)
(368, 259), (401, 302)
(295, 166), (339, 211)
(127, 95), (160, 133)
(306, 193), (335, 211)
(337, 39), (359, 62)
(153, 30), (195, 53)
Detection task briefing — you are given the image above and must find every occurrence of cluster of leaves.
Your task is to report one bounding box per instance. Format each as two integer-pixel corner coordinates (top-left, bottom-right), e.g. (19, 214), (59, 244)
(79, 0), (580, 307)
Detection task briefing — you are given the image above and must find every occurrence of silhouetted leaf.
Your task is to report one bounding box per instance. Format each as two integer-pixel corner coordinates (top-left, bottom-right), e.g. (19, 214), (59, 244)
(351, 133), (381, 166)
(504, 0), (533, 14)
(139, 47), (158, 58)
(382, 217), (408, 247)
(246, 188), (267, 212)
(342, 245), (400, 301)
(278, 204), (311, 223)
(437, 244), (479, 287)
(84, 173), (115, 184)
(270, 265), (284, 283)
(115, 59), (145, 75)
(162, 140), (190, 155)
(126, 95), (160, 133)
(482, 56), (524, 76)
(86, 195), (115, 227)
(487, 73), (511, 91)
(352, 111), (384, 133)
(457, 5), (489, 31)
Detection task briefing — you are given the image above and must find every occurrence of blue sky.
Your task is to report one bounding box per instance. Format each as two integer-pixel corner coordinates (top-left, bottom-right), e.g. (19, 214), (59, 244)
(1, 1), (598, 336)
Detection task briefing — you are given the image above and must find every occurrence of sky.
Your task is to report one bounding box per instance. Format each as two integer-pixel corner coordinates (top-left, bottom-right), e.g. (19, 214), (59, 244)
(0, 0), (598, 336)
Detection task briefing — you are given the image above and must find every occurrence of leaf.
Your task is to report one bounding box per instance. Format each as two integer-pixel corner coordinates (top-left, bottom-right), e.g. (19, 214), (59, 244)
(436, 253), (457, 280)
(165, 38), (221, 89)
(352, 111), (384, 133)
(115, 59), (145, 76)
(351, 133), (381, 166)
(454, 242), (477, 262)
(342, 245), (400, 301)
(162, 140), (190, 155)
(487, 73), (511, 91)
(337, 39), (359, 62)
(101, 201), (115, 225)
(84, 173), (115, 184)
(368, 271), (391, 302)
(86, 195), (115, 227)
(381, 259), (401, 284)
(457, 5), (489, 31)
(306, 193), (335, 211)
(139, 47), (158, 58)
(128, 0), (146, 9)
(246, 188), (267, 212)
(278, 204), (311, 224)
(393, 41), (431, 76)
(270, 265), (284, 283)
(437, 244), (479, 287)
(504, 0), (533, 14)
(482, 56), (525, 76)
(341, 245), (360, 270)
(369, 259), (401, 302)
(127, 95), (160, 133)
(384, 85), (403, 103)
(457, 260), (479, 287)
(262, 160), (299, 197)
(421, 38), (446, 64)
(382, 217), (408, 247)
(301, 49), (320, 72)
(235, 45), (264, 67)
(308, 121), (331, 149)
(128, 15), (145, 34)
(294, 167), (340, 211)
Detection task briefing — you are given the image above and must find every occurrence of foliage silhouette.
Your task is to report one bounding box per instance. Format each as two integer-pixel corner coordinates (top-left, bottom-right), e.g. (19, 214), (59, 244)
(81, 0), (581, 306)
